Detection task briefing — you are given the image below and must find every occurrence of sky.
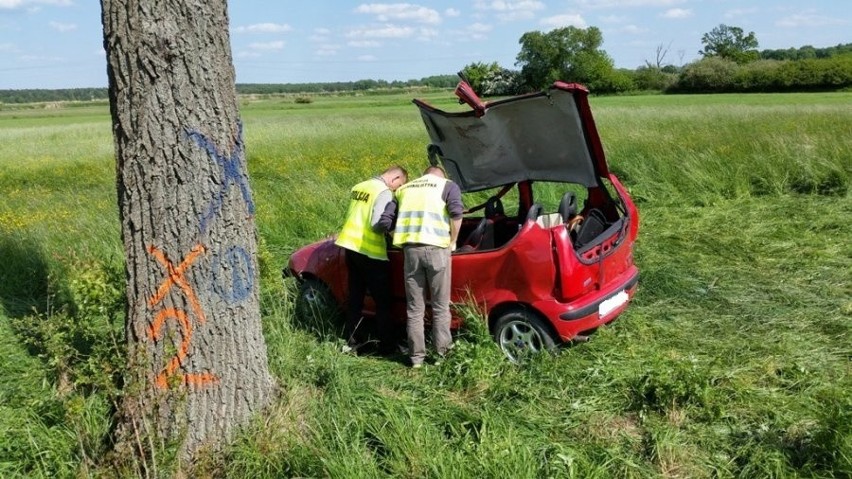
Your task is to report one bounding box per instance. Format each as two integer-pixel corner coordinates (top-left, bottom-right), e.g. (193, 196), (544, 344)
(0, 0), (849, 89)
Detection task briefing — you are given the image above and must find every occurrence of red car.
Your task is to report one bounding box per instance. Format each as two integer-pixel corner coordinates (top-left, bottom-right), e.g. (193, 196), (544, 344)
(284, 80), (639, 361)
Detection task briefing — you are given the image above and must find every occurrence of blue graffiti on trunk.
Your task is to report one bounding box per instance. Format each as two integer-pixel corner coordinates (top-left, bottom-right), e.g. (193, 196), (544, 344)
(186, 122), (255, 235)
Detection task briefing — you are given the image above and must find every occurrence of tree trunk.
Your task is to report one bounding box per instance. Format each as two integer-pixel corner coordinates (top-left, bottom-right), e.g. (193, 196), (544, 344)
(100, 0), (275, 464)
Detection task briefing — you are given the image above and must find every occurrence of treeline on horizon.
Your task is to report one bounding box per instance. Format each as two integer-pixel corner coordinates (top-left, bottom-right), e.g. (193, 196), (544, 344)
(663, 42), (852, 93)
(0, 75), (459, 105)
(1, 42), (849, 105)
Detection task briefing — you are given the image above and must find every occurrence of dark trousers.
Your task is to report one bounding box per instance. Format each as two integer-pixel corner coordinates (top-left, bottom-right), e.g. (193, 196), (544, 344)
(344, 249), (394, 351)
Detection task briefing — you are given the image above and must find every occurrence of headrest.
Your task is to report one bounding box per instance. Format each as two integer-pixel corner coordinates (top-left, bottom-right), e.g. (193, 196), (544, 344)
(485, 196), (504, 218)
(558, 192), (577, 219)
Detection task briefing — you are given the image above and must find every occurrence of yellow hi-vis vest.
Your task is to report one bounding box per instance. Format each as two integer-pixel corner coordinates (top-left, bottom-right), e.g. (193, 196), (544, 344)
(392, 174), (451, 248)
(335, 178), (389, 260)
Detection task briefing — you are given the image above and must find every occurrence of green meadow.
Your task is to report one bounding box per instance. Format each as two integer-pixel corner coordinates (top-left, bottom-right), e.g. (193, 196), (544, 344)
(0, 90), (849, 477)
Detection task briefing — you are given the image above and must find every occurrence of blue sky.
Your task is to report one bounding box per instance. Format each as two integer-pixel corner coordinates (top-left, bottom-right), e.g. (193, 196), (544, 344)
(0, 0), (849, 89)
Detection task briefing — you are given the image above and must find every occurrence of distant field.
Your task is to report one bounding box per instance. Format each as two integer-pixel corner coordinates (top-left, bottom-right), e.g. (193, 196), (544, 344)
(0, 91), (849, 477)
(3, 90), (847, 254)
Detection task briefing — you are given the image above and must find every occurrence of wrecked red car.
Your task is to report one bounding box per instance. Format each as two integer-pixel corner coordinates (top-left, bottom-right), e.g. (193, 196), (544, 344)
(284, 81), (639, 361)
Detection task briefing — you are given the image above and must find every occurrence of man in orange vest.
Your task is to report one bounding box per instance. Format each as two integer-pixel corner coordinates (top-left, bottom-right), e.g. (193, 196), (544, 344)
(335, 165), (408, 354)
(392, 166), (463, 367)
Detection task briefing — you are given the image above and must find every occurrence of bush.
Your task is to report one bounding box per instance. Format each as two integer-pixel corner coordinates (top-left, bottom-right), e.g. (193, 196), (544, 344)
(593, 68), (636, 94)
(480, 68), (523, 96)
(776, 56), (852, 90)
(670, 57), (739, 93)
(9, 261), (125, 394)
(631, 66), (679, 91)
(671, 55), (852, 93)
(732, 59), (784, 91)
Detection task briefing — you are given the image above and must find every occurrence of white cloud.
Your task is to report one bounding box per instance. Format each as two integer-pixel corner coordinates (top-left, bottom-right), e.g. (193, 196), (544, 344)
(776, 13), (848, 28)
(540, 14), (587, 29)
(599, 14), (628, 23)
(18, 53), (63, 62)
(315, 44), (340, 56)
(474, 0), (545, 20)
(248, 41), (285, 51)
(347, 24), (415, 39)
(445, 8), (460, 17)
(474, 0), (545, 12)
(348, 40), (381, 47)
(0, 0), (71, 9)
(621, 24), (647, 34)
(49, 20), (76, 32)
(416, 27), (438, 40)
(575, 0), (684, 7)
(358, 54), (377, 61)
(354, 3), (441, 24)
(233, 23), (292, 34)
(724, 8), (758, 19)
(470, 22), (493, 33)
(497, 11), (535, 21)
(309, 28), (331, 43)
(661, 8), (691, 19)
(453, 23), (492, 41)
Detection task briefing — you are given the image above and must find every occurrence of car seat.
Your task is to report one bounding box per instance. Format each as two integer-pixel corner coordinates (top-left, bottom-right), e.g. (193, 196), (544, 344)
(458, 196), (502, 252)
(574, 208), (607, 248)
(558, 191), (585, 237)
(458, 217), (490, 252)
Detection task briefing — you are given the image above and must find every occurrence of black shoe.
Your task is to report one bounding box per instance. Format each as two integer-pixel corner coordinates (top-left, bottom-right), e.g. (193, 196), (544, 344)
(377, 342), (397, 356)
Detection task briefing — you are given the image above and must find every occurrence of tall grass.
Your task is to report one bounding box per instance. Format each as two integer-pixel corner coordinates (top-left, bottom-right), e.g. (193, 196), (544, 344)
(594, 95), (850, 205)
(0, 91), (849, 477)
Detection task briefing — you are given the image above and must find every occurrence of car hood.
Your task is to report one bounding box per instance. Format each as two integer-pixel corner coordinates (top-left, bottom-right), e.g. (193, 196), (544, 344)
(413, 81), (610, 193)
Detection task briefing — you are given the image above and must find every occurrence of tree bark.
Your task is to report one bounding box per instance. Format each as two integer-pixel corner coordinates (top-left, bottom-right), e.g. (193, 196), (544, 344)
(101, 0), (275, 464)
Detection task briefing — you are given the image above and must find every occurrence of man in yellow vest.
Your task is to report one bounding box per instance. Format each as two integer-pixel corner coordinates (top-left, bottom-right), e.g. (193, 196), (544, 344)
(392, 166), (464, 368)
(335, 165), (408, 354)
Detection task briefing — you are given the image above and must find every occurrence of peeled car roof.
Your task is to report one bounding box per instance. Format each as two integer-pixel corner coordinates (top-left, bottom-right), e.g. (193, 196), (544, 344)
(413, 82), (608, 193)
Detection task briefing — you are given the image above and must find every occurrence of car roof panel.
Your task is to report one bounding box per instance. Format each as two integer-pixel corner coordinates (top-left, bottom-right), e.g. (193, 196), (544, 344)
(414, 84), (603, 192)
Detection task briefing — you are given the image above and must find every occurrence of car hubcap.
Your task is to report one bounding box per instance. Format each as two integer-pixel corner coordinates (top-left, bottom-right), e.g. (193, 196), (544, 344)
(498, 320), (543, 362)
(301, 285), (328, 308)
(303, 287), (320, 303)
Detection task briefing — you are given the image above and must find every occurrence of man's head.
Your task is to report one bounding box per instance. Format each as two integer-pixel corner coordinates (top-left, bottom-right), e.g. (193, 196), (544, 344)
(424, 166), (445, 178)
(381, 165), (408, 191)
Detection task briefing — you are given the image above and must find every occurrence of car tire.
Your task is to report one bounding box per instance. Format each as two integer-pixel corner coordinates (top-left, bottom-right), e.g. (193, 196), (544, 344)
(493, 309), (557, 362)
(294, 278), (342, 340)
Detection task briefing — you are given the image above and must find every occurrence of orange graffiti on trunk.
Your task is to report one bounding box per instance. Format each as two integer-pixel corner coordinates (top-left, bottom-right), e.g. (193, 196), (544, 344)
(147, 244), (218, 388)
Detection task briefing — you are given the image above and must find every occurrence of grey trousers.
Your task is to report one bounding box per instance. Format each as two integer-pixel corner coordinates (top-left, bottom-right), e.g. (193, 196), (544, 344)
(402, 244), (453, 365)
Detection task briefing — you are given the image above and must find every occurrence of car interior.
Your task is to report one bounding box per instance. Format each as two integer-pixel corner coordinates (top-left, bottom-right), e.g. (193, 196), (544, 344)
(455, 182), (628, 256)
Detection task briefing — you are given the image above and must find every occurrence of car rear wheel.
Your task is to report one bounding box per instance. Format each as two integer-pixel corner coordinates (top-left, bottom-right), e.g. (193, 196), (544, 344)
(493, 310), (557, 362)
(294, 278), (342, 340)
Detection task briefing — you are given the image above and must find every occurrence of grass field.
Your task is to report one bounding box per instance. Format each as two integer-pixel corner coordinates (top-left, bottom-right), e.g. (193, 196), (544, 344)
(0, 90), (850, 478)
